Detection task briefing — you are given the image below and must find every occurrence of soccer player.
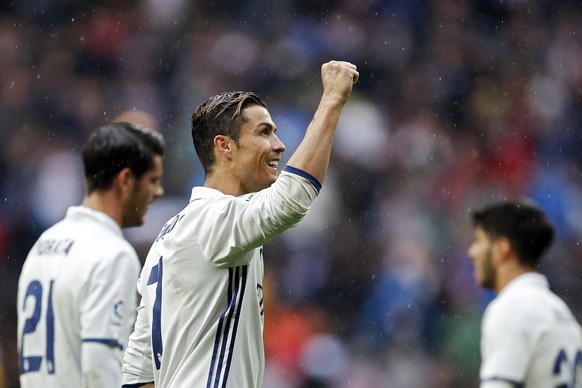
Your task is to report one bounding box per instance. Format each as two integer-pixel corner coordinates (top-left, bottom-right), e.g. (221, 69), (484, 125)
(17, 122), (165, 387)
(121, 60), (359, 387)
(468, 199), (582, 387)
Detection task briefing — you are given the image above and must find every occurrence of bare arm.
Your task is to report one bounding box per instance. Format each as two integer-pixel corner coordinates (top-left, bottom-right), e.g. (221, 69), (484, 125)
(286, 60), (359, 184)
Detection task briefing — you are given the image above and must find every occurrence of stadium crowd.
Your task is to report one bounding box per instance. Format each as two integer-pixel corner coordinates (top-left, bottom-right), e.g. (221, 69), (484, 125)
(1, 0), (582, 386)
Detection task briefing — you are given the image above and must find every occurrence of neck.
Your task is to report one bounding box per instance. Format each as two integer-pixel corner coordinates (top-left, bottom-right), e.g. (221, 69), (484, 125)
(204, 170), (245, 197)
(495, 264), (536, 294)
(82, 191), (123, 227)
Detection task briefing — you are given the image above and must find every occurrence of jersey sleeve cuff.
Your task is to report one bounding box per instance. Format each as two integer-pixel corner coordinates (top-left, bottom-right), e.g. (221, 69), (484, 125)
(283, 166), (321, 193)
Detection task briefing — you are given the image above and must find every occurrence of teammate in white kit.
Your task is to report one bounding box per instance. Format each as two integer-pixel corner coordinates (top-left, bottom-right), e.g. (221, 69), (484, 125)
(121, 60), (359, 387)
(17, 122), (165, 388)
(468, 200), (582, 388)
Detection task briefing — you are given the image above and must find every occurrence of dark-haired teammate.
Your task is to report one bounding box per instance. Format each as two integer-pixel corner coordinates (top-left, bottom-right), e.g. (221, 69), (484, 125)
(18, 122), (164, 387)
(468, 200), (582, 387)
(122, 61), (358, 387)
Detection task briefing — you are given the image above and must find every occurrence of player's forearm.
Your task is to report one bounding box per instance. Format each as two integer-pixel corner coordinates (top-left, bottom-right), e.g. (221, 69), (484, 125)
(286, 95), (346, 184)
(287, 61), (357, 183)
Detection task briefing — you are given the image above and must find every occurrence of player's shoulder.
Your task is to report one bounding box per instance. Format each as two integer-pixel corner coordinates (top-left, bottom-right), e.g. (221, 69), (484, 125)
(184, 187), (248, 220)
(57, 208), (138, 263)
(487, 281), (575, 330)
(489, 284), (542, 314)
(186, 186), (242, 212)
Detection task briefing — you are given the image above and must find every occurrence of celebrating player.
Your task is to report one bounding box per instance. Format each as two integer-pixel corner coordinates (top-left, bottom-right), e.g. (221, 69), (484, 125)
(17, 122), (165, 387)
(121, 60), (359, 387)
(468, 199), (582, 387)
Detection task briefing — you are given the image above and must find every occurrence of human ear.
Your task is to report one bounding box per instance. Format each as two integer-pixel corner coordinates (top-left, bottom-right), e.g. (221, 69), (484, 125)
(493, 237), (512, 262)
(214, 135), (234, 158)
(116, 167), (134, 193)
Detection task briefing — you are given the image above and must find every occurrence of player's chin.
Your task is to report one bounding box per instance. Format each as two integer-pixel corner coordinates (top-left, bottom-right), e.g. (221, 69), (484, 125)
(127, 210), (147, 228)
(138, 209), (149, 225)
(473, 270), (482, 285)
(476, 273), (491, 289)
(268, 168), (279, 181)
(260, 169), (277, 184)
(137, 214), (147, 226)
(126, 218), (145, 228)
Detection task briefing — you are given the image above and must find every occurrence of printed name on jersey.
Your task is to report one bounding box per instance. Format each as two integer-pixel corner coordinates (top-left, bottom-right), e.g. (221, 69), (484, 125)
(156, 214), (185, 242)
(34, 238), (75, 256)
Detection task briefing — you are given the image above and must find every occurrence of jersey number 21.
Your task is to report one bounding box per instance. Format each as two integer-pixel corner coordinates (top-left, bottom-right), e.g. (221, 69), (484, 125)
(20, 280), (55, 375)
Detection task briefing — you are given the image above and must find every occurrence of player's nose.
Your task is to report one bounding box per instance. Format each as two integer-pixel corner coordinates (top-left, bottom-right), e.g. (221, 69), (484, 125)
(272, 133), (285, 153)
(155, 184), (165, 199)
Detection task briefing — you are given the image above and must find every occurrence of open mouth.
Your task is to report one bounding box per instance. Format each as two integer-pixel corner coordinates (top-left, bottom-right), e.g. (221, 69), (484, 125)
(267, 160), (279, 168)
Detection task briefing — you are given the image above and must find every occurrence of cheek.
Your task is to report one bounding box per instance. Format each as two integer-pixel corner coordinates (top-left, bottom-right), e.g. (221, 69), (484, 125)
(470, 246), (487, 269)
(147, 186), (158, 201)
(136, 185), (152, 205)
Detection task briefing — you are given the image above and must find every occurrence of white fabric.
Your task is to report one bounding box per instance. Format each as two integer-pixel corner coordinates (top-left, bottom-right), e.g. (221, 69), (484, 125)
(17, 206), (141, 388)
(122, 169), (318, 387)
(480, 273), (582, 388)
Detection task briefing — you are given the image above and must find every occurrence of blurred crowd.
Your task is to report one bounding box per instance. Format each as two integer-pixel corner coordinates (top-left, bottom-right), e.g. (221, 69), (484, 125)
(2, 0), (582, 386)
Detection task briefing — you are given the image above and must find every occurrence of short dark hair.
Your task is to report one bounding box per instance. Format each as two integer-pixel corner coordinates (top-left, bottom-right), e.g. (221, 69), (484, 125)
(470, 199), (554, 267)
(81, 122), (165, 192)
(191, 91), (266, 175)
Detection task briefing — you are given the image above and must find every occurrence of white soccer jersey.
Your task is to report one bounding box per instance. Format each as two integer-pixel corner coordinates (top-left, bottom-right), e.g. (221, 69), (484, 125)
(122, 167), (319, 387)
(17, 206), (141, 388)
(480, 273), (582, 388)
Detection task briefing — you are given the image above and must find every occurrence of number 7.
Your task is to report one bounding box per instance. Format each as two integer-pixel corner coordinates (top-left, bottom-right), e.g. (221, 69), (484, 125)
(147, 257), (164, 370)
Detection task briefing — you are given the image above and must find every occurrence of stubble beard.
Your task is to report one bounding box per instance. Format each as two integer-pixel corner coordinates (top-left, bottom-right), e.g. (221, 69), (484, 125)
(480, 248), (497, 290)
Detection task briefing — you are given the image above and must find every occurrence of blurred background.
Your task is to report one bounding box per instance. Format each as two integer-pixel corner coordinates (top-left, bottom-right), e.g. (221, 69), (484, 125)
(1, 0), (582, 386)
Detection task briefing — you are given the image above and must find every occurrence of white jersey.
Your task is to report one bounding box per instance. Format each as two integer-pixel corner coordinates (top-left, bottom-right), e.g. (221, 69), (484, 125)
(122, 168), (319, 387)
(17, 206), (141, 388)
(480, 273), (582, 388)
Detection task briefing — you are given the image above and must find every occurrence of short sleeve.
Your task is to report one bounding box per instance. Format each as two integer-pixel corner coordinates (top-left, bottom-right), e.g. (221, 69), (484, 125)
(480, 301), (531, 386)
(80, 248), (140, 350)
